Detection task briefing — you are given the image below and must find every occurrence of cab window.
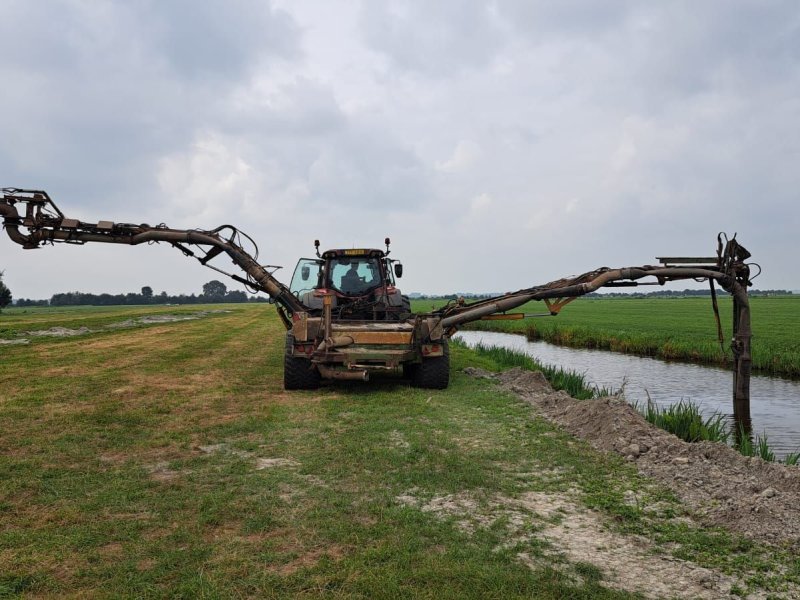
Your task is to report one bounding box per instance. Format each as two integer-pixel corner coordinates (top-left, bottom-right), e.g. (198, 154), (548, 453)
(289, 258), (323, 297)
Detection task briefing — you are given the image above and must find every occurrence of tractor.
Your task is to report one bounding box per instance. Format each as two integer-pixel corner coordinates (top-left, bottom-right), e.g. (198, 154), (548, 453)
(1, 188), (753, 395)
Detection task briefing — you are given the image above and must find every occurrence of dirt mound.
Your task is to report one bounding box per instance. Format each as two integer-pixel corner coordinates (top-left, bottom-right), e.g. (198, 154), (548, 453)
(467, 367), (800, 548)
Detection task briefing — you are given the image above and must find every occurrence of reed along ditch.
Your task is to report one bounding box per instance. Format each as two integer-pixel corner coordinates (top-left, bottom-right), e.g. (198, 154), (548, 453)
(455, 330), (800, 458)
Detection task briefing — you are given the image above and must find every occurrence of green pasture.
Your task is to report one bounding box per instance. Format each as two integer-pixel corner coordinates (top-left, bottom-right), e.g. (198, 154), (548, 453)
(0, 304), (227, 338)
(1, 304), (796, 597)
(413, 296), (800, 378)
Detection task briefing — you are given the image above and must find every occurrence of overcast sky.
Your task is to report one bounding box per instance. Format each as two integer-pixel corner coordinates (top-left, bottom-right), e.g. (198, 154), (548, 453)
(1, 0), (798, 299)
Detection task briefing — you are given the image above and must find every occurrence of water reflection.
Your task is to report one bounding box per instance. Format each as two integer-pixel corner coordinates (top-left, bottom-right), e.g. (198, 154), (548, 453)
(455, 330), (800, 458)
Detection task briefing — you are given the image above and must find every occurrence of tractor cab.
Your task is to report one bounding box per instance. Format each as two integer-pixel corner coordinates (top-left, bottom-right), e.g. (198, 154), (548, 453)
(289, 240), (409, 320)
(325, 250), (388, 297)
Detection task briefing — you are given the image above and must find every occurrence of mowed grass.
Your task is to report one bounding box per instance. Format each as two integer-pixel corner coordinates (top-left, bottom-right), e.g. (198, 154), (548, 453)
(1, 305), (797, 598)
(416, 296), (800, 378)
(0, 304), (226, 337)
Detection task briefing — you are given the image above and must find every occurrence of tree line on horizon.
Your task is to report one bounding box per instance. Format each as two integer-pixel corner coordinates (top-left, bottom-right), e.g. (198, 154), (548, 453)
(12, 280), (269, 307)
(4, 275), (794, 311)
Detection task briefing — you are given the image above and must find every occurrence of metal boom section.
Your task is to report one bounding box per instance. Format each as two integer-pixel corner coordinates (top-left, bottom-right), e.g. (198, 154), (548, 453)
(432, 237), (754, 430)
(0, 188), (307, 316)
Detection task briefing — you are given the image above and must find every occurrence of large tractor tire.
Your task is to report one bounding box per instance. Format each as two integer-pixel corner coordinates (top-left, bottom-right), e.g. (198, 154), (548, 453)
(283, 334), (321, 390)
(408, 341), (450, 389)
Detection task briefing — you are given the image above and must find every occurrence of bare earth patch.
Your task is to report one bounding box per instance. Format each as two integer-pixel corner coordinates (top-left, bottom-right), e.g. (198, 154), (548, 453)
(24, 326), (92, 337)
(269, 544), (348, 576)
(388, 429), (410, 450)
(472, 367), (800, 549)
(196, 443), (302, 471)
(145, 461), (184, 482)
(255, 457), (300, 470)
(4, 310), (231, 344)
(513, 492), (740, 599)
(396, 488), (747, 599)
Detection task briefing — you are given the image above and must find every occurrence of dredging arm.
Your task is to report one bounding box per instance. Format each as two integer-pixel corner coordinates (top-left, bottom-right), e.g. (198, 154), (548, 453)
(0, 188), (308, 316)
(434, 237), (752, 331)
(431, 235), (753, 431)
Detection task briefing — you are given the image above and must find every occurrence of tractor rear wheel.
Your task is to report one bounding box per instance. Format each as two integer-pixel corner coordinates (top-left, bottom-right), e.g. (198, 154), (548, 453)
(283, 334), (321, 390)
(408, 341), (450, 389)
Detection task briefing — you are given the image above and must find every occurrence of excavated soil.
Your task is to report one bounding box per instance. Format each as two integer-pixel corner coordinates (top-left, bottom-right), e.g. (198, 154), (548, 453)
(466, 367), (800, 549)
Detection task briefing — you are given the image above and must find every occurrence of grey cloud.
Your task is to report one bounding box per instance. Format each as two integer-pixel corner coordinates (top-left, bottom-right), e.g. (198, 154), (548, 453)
(1, 0), (798, 297)
(0, 1), (100, 72)
(147, 0), (300, 80)
(0, 1), (299, 78)
(625, 3), (800, 100)
(495, 1), (800, 101)
(359, 1), (505, 75)
(495, 0), (636, 37)
(0, 0), (303, 212)
(219, 78), (347, 139)
(307, 129), (429, 210)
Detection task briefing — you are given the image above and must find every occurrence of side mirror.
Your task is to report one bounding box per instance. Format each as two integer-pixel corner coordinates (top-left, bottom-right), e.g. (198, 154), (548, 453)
(394, 263), (403, 278)
(301, 265), (310, 281)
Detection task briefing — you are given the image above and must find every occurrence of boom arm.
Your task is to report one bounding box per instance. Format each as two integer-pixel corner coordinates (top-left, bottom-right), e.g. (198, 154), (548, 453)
(430, 235), (754, 429)
(434, 236), (752, 332)
(0, 188), (308, 315)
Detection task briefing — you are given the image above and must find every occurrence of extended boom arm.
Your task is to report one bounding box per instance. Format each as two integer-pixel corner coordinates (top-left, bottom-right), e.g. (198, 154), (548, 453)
(433, 235), (752, 334)
(430, 236), (754, 431)
(0, 188), (307, 315)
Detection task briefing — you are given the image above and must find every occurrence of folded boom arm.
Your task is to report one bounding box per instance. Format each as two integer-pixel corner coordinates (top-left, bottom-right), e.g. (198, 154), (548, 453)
(0, 188), (307, 315)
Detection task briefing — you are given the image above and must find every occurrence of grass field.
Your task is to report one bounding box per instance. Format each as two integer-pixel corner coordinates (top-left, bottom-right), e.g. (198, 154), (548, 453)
(1, 305), (798, 597)
(412, 296), (800, 378)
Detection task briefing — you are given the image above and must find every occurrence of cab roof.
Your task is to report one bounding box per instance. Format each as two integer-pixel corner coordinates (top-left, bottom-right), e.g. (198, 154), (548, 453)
(321, 248), (386, 259)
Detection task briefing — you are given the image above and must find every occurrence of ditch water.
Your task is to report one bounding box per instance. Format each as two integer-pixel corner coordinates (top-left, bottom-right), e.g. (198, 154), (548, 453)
(455, 330), (800, 458)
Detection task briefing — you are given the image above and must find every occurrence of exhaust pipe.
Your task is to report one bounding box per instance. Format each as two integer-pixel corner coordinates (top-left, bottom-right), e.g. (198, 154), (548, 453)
(316, 364), (369, 381)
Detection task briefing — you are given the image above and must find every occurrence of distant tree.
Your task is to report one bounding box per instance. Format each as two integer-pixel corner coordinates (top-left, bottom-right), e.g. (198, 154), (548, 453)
(202, 280), (227, 301)
(225, 290), (248, 302)
(141, 286), (153, 303)
(16, 298), (48, 307)
(0, 271), (11, 311)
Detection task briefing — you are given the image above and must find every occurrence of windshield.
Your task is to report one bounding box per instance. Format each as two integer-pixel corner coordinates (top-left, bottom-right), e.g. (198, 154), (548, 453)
(330, 257), (382, 296)
(289, 258), (323, 297)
